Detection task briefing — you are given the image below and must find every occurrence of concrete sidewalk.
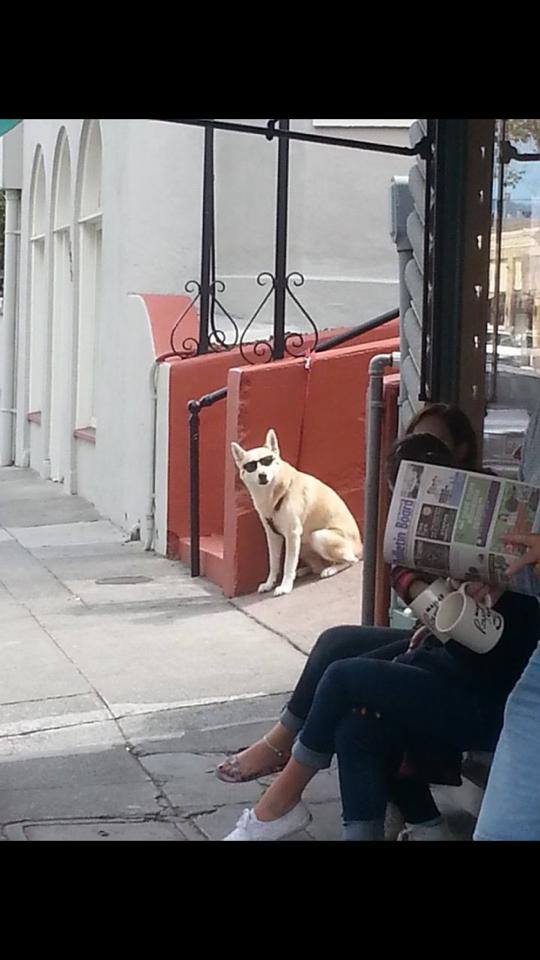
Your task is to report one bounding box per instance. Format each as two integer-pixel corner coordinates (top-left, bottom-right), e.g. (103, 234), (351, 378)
(0, 468), (479, 841)
(0, 467), (365, 841)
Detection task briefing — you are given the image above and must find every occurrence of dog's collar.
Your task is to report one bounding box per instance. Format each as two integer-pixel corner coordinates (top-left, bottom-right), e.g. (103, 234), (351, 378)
(266, 491), (288, 536)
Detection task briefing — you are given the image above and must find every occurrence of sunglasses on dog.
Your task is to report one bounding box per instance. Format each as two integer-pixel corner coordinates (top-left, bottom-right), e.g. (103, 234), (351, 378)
(244, 456), (275, 473)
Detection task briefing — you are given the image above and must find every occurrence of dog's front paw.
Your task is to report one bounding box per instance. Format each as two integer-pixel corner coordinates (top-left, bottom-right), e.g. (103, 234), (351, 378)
(258, 579), (277, 594)
(274, 582), (293, 597)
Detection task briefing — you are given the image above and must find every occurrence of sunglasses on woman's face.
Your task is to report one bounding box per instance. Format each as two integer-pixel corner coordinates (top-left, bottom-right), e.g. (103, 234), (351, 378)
(243, 456), (275, 474)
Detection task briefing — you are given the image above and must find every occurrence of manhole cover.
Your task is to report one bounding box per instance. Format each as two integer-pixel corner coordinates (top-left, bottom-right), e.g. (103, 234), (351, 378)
(95, 576), (154, 586)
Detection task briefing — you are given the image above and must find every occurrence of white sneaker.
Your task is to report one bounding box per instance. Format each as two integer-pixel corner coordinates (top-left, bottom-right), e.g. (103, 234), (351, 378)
(397, 819), (456, 841)
(222, 803), (312, 841)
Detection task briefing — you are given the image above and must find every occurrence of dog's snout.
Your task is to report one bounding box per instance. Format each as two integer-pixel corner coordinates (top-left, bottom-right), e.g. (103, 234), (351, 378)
(259, 473), (268, 485)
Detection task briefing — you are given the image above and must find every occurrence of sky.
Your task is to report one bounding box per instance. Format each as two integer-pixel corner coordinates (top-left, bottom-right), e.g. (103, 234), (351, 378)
(509, 161), (540, 201)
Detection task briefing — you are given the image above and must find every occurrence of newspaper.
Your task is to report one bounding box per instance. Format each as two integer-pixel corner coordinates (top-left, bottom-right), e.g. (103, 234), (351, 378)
(384, 461), (540, 594)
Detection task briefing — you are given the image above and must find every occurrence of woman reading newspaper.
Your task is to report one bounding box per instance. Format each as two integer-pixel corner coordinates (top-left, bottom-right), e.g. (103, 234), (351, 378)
(218, 406), (540, 842)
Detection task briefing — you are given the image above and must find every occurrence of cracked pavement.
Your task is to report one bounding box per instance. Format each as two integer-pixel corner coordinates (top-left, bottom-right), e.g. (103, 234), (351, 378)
(0, 466), (368, 841)
(0, 467), (478, 841)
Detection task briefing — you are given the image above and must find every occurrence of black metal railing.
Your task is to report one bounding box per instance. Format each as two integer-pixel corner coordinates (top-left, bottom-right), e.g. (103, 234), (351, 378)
(161, 120), (417, 577)
(150, 118), (429, 159)
(170, 119), (323, 364)
(187, 307), (399, 577)
(163, 119), (425, 368)
(313, 307), (399, 354)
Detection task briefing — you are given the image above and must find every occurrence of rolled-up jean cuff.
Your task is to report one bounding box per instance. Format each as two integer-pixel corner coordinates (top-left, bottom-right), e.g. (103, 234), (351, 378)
(343, 820), (385, 842)
(280, 706), (304, 736)
(292, 739), (332, 770)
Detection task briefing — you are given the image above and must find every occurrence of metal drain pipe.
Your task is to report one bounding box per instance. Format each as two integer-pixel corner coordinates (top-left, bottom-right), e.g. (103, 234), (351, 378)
(361, 352), (400, 626)
(144, 359), (160, 551)
(145, 351), (179, 552)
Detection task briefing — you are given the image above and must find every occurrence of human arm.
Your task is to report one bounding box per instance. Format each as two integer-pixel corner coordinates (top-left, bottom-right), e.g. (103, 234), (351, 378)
(391, 566), (432, 605)
(502, 533), (540, 597)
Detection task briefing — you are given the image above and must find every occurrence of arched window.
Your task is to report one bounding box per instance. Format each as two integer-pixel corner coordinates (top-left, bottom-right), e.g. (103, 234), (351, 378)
(49, 129), (73, 483)
(28, 148), (46, 417)
(76, 120), (102, 431)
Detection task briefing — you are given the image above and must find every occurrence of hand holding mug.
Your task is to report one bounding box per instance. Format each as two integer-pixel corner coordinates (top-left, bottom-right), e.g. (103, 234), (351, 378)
(409, 578), (452, 641)
(458, 580), (504, 607)
(435, 582), (504, 654)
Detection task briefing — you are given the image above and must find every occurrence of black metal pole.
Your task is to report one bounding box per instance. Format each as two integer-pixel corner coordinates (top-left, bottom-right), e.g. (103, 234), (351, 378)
(315, 308), (399, 354)
(188, 400), (201, 577)
(273, 119), (290, 360)
(198, 125), (215, 356)
(147, 118), (426, 159)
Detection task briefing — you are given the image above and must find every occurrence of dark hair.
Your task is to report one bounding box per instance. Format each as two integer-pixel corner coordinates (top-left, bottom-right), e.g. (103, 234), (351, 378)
(405, 403), (478, 470)
(386, 432), (457, 490)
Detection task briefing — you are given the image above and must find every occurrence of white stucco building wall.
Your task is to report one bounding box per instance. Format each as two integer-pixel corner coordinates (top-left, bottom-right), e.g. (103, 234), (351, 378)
(1, 119), (204, 546)
(1, 118), (412, 545)
(215, 119), (412, 330)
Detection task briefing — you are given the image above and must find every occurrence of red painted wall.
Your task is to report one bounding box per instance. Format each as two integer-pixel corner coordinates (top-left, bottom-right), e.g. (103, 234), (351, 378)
(139, 294), (200, 359)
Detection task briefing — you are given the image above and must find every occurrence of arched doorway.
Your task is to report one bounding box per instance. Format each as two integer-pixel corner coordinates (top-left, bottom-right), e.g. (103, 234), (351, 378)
(48, 130), (73, 483)
(28, 148), (47, 425)
(76, 120), (102, 434)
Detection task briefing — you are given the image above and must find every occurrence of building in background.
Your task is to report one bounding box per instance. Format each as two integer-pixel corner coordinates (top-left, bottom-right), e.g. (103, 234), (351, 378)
(0, 119), (412, 548)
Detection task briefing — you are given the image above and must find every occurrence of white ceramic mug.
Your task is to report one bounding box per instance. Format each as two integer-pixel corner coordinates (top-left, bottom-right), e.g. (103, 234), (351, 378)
(434, 583), (505, 654)
(409, 578), (452, 642)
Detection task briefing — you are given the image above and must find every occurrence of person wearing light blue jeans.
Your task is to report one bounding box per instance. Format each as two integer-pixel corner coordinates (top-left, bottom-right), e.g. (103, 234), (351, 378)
(474, 399), (540, 841)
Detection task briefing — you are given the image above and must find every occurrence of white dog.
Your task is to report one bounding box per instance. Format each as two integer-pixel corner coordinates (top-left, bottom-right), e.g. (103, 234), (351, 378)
(231, 429), (363, 597)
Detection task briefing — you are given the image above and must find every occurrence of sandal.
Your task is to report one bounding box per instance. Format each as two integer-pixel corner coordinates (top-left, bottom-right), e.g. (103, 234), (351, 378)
(216, 736), (289, 784)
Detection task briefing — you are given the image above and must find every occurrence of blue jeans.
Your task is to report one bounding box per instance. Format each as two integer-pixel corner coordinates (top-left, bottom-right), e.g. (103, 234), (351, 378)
(283, 627), (441, 825)
(474, 643), (540, 841)
(283, 626), (411, 731)
(291, 656), (497, 840)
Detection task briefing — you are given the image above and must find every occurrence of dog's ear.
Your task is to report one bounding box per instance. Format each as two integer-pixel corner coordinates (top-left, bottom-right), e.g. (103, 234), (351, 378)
(266, 429), (280, 456)
(231, 442), (245, 469)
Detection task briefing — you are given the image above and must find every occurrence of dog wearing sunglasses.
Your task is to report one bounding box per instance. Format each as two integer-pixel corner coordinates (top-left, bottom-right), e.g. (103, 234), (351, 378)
(231, 429), (363, 596)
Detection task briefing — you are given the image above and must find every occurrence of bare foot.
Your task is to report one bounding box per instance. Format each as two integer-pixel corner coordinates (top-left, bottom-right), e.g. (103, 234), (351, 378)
(254, 758), (316, 822)
(216, 738), (291, 783)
